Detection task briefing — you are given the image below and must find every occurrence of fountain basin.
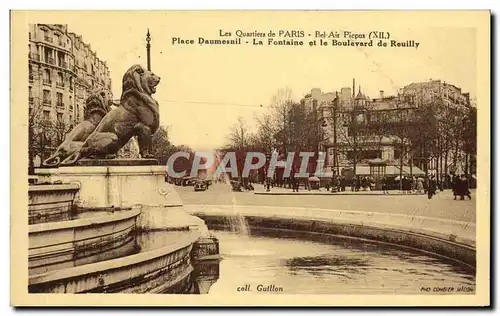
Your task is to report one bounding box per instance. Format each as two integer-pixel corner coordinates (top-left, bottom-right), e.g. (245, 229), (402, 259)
(29, 209), (141, 275)
(29, 229), (202, 293)
(208, 230), (474, 295)
(185, 205), (475, 268)
(28, 183), (80, 225)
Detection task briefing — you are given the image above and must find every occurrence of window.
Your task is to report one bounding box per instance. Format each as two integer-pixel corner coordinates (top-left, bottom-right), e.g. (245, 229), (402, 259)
(57, 51), (66, 68)
(57, 113), (63, 122)
(56, 92), (63, 107)
(57, 72), (64, 86)
(342, 113), (349, 125)
(29, 65), (33, 81)
(43, 69), (51, 84)
(69, 115), (72, 122)
(43, 90), (50, 105)
(43, 110), (50, 120)
(44, 48), (54, 64)
(312, 99), (318, 111)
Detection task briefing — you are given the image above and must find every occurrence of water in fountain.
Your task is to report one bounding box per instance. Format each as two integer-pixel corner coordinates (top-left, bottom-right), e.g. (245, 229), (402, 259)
(219, 172), (250, 236)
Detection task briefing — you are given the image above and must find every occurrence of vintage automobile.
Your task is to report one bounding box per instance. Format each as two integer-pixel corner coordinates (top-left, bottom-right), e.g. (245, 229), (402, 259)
(230, 180), (243, 192)
(194, 180), (208, 191)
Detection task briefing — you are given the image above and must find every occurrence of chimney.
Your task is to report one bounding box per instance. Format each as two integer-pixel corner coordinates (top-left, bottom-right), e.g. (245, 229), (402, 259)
(379, 90), (385, 99)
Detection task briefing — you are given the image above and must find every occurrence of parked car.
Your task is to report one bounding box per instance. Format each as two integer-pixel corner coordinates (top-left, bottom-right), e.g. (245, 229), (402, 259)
(194, 181), (208, 191)
(230, 180), (243, 192)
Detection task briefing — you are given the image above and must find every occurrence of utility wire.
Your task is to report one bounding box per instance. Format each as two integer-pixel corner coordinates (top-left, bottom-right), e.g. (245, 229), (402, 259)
(161, 100), (266, 108)
(113, 99), (266, 108)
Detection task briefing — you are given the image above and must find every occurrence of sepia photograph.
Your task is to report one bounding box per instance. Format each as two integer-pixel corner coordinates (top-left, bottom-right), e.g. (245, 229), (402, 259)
(10, 10), (490, 306)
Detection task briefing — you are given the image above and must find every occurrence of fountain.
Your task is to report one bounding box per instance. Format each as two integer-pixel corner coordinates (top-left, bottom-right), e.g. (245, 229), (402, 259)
(29, 65), (220, 294)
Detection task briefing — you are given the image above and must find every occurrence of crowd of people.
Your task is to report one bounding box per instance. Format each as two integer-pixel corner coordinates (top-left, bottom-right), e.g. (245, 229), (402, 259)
(451, 174), (472, 200)
(221, 172), (473, 201)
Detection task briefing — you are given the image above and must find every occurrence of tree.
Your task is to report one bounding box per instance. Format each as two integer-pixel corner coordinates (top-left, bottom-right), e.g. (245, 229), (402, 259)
(336, 105), (384, 179)
(28, 98), (57, 173)
(151, 125), (173, 164)
(268, 87), (295, 153)
(28, 99), (45, 174)
(253, 112), (277, 153)
(461, 107), (477, 175)
(228, 116), (251, 149)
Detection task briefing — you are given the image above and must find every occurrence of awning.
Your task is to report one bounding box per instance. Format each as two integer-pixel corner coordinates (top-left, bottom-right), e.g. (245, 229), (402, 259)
(355, 166), (371, 176)
(394, 165), (425, 176)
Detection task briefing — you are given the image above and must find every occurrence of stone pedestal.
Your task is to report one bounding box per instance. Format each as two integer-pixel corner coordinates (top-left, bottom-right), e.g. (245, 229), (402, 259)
(36, 159), (179, 208)
(35, 159), (207, 232)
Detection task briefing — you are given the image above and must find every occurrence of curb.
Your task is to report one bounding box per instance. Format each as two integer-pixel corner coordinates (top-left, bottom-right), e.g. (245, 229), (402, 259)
(254, 192), (427, 196)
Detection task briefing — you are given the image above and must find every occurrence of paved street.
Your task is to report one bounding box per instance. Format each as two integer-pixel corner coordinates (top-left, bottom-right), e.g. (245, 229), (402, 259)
(176, 183), (476, 223)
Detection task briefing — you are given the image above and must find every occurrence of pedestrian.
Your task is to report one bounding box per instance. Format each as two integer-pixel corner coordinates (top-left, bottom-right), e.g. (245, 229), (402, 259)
(381, 176), (389, 194)
(452, 175), (460, 200)
(401, 176), (407, 194)
(293, 177), (299, 192)
(427, 175), (437, 199)
(461, 175), (471, 200)
(416, 177), (424, 194)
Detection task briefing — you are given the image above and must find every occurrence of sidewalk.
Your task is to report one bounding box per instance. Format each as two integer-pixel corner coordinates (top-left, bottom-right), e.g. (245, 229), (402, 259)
(254, 186), (427, 196)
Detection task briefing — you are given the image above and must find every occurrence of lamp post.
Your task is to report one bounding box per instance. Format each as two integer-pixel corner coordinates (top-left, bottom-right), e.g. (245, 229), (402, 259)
(332, 95), (340, 177)
(146, 29), (151, 71)
(322, 94), (340, 194)
(265, 152), (271, 192)
(331, 165), (338, 193)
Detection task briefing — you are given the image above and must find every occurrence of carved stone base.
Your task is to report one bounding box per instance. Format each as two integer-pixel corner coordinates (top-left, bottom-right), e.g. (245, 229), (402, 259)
(34, 160), (209, 233)
(74, 158), (159, 167)
(35, 160), (176, 208)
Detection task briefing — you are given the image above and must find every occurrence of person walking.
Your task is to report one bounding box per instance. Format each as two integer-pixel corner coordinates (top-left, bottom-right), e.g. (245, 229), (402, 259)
(427, 175), (437, 199)
(381, 176), (389, 194)
(452, 175), (460, 200)
(401, 176), (407, 194)
(461, 175), (472, 200)
(416, 177), (424, 194)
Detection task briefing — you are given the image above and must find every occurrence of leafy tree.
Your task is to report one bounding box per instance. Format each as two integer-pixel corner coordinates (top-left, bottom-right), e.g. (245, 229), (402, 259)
(151, 125), (173, 164)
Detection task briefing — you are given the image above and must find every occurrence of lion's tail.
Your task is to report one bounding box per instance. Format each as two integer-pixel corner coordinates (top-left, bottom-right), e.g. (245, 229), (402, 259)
(43, 155), (61, 167)
(60, 152), (81, 166)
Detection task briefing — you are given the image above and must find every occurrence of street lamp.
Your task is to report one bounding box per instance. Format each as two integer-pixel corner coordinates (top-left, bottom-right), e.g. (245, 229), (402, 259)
(146, 29), (151, 71)
(331, 165), (338, 193)
(265, 152), (271, 192)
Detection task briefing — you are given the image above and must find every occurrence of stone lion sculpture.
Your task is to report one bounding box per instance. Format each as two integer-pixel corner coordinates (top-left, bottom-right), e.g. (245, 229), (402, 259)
(61, 64), (161, 165)
(42, 90), (112, 167)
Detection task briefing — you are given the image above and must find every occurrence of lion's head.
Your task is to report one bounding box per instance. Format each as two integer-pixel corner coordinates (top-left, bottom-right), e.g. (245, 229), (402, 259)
(121, 64), (161, 99)
(84, 89), (111, 120)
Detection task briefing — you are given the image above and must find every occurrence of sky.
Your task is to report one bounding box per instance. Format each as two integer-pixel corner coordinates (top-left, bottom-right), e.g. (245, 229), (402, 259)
(61, 11), (477, 151)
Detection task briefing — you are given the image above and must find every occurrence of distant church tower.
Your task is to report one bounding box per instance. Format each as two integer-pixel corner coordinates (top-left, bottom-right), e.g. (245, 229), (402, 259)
(355, 85), (367, 108)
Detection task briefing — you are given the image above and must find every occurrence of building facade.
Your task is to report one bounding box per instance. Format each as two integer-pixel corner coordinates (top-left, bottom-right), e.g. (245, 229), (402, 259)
(318, 85), (414, 169)
(313, 78), (474, 181)
(28, 24), (113, 165)
(399, 79), (474, 177)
